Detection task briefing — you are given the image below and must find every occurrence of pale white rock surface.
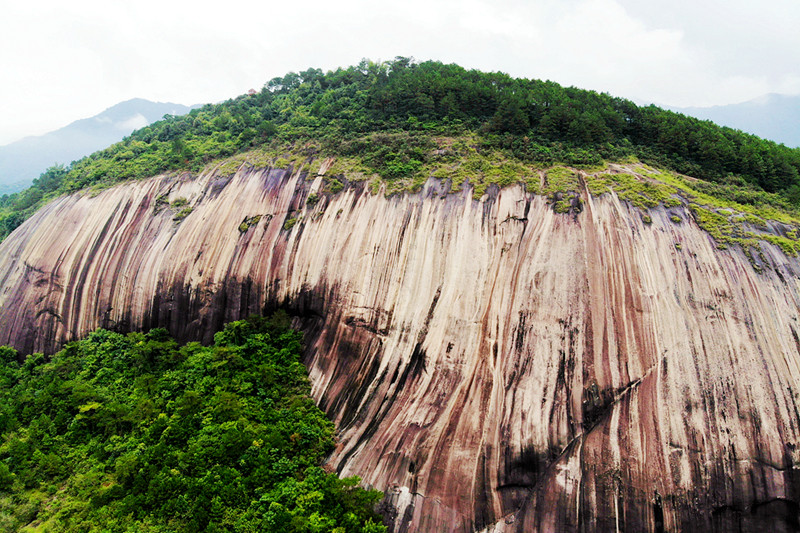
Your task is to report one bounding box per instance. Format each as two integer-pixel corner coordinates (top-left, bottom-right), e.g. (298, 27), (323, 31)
(1, 163), (800, 532)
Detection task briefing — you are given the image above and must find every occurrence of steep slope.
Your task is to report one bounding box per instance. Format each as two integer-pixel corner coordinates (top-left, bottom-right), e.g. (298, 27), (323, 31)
(1, 161), (800, 531)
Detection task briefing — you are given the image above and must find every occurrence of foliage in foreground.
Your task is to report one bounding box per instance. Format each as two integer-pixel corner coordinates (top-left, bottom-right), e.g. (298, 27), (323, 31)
(3, 58), (800, 242)
(0, 314), (385, 532)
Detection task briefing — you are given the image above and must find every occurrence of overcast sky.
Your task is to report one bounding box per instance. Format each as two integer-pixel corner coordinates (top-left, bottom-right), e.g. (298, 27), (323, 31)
(2, 0), (799, 145)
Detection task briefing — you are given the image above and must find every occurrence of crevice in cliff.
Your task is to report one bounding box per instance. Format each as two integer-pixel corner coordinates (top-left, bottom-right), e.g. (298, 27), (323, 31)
(582, 353), (665, 433)
(34, 308), (62, 321)
(498, 354), (667, 528)
(417, 286), (441, 345)
(736, 457), (800, 472)
(345, 315), (390, 336)
(653, 490), (665, 533)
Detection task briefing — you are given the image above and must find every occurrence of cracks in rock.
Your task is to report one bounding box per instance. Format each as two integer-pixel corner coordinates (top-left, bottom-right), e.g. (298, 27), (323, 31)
(344, 316), (389, 336)
(417, 287), (441, 344)
(501, 214), (528, 225)
(581, 353), (665, 433)
(22, 261), (48, 276)
(735, 457), (800, 472)
(34, 308), (62, 321)
(493, 353), (669, 527)
(383, 486), (474, 529)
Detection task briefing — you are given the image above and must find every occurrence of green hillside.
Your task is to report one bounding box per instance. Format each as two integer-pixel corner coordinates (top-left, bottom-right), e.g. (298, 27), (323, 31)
(0, 314), (385, 532)
(2, 58), (800, 242)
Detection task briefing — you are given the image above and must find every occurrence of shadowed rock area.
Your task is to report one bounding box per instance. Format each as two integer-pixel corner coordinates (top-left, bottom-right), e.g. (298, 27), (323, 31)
(1, 162), (800, 532)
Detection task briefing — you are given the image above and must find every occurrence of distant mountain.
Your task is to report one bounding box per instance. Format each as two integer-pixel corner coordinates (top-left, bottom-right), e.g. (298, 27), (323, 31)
(670, 93), (800, 148)
(0, 99), (195, 195)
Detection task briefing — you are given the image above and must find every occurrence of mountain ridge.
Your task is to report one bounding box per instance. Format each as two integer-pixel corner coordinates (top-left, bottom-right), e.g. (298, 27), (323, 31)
(0, 98), (195, 195)
(3, 59), (800, 245)
(668, 93), (800, 148)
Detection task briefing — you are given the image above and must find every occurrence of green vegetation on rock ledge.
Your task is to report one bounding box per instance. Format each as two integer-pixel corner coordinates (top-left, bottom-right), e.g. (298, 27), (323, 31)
(238, 214), (264, 233)
(3, 57), (800, 245)
(587, 163), (800, 261)
(0, 314), (386, 532)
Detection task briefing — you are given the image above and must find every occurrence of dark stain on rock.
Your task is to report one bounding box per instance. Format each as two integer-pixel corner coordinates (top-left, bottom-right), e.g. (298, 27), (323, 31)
(653, 490), (665, 533)
(398, 343), (427, 391)
(473, 448), (494, 531)
(345, 315), (389, 336)
(207, 175), (232, 199)
(582, 381), (613, 429)
(498, 444), (559, 511)
(514, 312), (527, 353)
(750, 498), (800, 532)
(417, 287), (441, 344)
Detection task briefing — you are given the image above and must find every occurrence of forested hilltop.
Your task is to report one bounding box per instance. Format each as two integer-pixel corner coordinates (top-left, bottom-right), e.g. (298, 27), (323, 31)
(0, 314), (386, 532)
(2, 57), (800, 241)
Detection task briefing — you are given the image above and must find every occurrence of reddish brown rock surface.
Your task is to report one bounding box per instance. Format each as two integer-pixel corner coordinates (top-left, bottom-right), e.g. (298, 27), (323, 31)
(1, 164), (800, 532)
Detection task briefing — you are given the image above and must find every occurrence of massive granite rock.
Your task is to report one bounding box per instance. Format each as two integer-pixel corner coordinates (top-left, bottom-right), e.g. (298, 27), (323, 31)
(1, 162), (800, 532)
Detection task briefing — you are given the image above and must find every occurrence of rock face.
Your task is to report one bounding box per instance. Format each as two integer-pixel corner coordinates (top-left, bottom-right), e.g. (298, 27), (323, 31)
(2, 163), (800, 532)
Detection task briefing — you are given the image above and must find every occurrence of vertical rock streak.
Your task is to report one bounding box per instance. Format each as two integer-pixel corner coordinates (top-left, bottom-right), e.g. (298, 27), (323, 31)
(1, 166), (799, 532)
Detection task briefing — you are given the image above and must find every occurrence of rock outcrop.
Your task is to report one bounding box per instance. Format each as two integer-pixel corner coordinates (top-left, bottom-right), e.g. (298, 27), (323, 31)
(2, 163), (800, 532)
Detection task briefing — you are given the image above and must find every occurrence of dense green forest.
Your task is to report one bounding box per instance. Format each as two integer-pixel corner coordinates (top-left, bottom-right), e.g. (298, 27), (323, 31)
(2, 57), (800, 241)
(0, 314), (386, 532)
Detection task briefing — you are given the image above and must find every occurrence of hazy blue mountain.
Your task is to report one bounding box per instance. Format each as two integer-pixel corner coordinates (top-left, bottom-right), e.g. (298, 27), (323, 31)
(670, 94), (800, 148)
(0, 99), (195, 195)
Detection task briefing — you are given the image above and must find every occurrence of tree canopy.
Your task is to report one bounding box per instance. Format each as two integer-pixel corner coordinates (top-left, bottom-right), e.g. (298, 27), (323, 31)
(2, 57), (800, 241)
(0, 314), (386, 532)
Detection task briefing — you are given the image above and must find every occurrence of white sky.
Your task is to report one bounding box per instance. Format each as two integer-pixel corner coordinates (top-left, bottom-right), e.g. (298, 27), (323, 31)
(1, 0), (799, 145)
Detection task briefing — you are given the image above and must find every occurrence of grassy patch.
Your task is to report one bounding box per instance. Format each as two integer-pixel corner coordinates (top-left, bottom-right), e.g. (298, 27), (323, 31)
(152, 195), (170, 214)
(652, 171), (800, 224)
(553, 199), (572, 214)
(172, 207), (193, 222)
(580, 164), (800, 264)
(541, 167), (580, 197)
(154, 196), (194, 222)
(209, 144), (316, 177)
(326, 156), (375, 182)
(584, 172), (681, 210)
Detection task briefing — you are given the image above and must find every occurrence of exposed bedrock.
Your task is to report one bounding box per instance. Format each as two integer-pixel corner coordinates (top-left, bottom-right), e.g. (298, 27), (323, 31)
(2, 164), (800, 531)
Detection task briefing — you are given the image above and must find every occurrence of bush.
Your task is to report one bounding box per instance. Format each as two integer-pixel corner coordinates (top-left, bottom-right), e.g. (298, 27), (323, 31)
(284, 217), (298, 230)
(172, 207), (193, 222)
